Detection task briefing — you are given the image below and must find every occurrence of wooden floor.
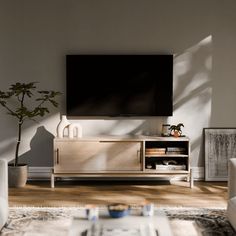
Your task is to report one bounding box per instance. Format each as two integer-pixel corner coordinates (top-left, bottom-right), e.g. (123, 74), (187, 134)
(9, 180), (228, 208)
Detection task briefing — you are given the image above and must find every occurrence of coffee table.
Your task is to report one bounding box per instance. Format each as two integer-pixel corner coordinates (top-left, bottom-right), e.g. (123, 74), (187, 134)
(69, 208), (173, 236)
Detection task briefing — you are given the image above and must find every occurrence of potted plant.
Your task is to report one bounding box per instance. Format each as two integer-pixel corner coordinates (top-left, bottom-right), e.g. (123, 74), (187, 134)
(0, 82), (61, 187)
(169, 123), (184, 137)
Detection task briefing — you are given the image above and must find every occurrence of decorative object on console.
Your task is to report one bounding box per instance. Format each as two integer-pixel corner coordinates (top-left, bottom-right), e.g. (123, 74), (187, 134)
(161, 124), (170, 136)
(57, 115), (71, 138)
(169, 123), (184, 137)
(57, 115), (83, 138)
(0, 82), (61, 187)
(68, 123), (83, 138)
(146, 164), (153, 169)
(162, 160), (178, 165)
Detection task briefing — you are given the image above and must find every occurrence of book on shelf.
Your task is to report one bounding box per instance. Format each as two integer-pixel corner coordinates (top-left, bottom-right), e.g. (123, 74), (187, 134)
(155, 164), (186, 170)
(145, 148), (166, 155)
(166, 147), (186, 155)
(146, 148), (166, 152)
(166, 147), (186, 152)
(145, 152), (166, 155)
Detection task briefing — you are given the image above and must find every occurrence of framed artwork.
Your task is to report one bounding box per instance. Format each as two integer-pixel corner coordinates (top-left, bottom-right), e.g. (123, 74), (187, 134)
(204, 128), (236, 181)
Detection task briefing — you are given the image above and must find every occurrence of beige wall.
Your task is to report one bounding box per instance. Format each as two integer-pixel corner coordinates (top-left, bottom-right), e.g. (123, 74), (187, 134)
(0, 0), (236, 167)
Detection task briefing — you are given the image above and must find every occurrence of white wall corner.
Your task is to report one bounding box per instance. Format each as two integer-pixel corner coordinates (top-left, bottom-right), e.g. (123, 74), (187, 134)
(191, 167), (205, 180)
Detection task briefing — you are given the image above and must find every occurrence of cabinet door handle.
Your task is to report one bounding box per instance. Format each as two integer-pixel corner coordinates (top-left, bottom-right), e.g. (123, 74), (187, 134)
(56, 148), (59, 164)
(99, 141), (114, 143)
(137, 150), (141, 163)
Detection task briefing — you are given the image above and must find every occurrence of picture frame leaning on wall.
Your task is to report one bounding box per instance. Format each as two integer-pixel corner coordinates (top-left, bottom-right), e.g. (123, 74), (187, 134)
(204, 128), (236, 181)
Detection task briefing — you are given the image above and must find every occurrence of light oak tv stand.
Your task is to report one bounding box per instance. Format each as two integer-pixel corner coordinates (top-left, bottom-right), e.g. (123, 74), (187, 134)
(51, 135), (193, 188)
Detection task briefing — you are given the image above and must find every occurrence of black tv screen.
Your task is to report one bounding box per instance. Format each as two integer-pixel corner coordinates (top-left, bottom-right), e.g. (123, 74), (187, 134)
(66, 55), (173, 117)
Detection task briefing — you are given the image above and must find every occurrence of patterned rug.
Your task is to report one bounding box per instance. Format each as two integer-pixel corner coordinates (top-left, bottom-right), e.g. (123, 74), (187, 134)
(0, 207), (235, 236)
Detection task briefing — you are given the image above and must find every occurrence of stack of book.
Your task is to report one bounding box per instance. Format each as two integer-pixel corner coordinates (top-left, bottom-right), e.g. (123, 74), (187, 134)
(166, 147), (186, 155)
(155, 164), (186, 171)
(145, 148), (166, 156)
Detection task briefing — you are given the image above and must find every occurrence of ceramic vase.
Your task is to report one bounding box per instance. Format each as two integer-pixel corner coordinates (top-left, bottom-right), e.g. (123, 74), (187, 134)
(68, 123), (83, 138)
(57, 115), (71, 138)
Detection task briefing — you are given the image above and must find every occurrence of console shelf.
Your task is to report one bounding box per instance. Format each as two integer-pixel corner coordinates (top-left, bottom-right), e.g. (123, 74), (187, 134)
(145, 154), (189, 157)
(52, 135), (193, 188)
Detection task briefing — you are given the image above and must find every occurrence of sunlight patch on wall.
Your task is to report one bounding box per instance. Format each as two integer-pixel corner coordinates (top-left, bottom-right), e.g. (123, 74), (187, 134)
(168, 35), (212, 166)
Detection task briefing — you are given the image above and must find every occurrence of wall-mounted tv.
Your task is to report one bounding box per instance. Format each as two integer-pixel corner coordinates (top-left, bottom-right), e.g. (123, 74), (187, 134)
(66, 54), (173, 117)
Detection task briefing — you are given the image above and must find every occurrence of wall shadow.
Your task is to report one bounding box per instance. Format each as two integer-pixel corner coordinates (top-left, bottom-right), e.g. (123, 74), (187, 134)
(18, 126), (54, 167)
(0, 111), (59, 163)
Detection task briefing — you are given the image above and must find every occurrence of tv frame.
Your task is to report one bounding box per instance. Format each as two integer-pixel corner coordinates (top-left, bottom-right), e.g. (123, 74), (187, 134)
(66, 54), (173, 118)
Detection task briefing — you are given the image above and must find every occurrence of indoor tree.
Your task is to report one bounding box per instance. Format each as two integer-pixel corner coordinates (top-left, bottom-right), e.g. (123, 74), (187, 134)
(0, 82), (61, 166)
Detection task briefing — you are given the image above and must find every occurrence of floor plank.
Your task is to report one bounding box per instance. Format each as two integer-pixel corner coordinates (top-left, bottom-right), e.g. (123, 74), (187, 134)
(9, 180), (228, 208)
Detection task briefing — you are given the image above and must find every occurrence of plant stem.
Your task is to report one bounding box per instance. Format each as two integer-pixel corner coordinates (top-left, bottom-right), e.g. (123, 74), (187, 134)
(14, 92), (25, 166)
(15, 121), (22, 166)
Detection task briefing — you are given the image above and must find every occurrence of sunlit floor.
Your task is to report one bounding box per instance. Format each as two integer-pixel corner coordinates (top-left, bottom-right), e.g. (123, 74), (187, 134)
(9, 180), (227, 208)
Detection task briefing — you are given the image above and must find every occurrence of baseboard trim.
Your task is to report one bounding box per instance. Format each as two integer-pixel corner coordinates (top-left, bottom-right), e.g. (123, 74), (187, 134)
(28, 167), (205, 181)
(28, 167), (52, 180)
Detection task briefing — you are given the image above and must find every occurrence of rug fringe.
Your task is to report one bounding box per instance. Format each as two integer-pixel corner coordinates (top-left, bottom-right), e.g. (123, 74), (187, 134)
(9, 206), (227, 210)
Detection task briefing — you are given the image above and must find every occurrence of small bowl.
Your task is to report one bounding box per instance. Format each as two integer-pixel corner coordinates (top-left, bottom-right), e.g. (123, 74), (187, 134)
(108, 203), (130, 218)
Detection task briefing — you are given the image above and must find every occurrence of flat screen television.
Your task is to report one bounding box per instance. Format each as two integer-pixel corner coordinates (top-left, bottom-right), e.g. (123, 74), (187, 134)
(66, 55), (173, 117)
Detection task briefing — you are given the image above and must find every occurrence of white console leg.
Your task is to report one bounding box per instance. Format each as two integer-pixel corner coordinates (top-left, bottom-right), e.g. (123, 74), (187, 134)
(51, 173), (55, 188)
(190, 168), (194, 188)
(186, 174), (190, 182)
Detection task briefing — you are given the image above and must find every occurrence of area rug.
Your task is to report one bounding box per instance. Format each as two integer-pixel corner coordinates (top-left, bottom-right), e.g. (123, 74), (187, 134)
(0, 207), (235, 236)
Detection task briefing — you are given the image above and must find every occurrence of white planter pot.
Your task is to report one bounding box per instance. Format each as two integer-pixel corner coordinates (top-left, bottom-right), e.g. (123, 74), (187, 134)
(8, 164), (28, 188)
